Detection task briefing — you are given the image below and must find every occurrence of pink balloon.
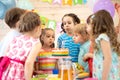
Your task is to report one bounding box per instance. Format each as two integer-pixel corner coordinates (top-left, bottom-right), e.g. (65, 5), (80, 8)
(53, 0), (62, 5)
(93, 0), (115, 17)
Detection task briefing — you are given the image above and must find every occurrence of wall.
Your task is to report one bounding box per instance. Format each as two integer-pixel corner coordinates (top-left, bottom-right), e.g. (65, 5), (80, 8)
(0, 0), (120, 40)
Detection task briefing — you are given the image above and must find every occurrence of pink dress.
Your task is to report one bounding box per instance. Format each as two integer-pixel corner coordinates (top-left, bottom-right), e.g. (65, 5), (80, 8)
(2, 35), (39, 80)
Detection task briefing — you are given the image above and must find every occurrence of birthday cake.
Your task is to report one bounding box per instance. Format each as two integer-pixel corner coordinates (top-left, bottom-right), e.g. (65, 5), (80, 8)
(52, 49), (69, 56)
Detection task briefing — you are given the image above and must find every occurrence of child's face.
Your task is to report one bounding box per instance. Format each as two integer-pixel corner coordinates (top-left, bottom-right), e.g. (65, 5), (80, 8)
(42, 30), (55, 47)
(62, 16), (75, 34)
(86, 24), (92, 35)
(73, 33), (85, 44)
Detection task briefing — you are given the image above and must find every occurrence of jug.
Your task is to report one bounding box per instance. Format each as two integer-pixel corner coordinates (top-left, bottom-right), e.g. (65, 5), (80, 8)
(58, 58), (73, 80)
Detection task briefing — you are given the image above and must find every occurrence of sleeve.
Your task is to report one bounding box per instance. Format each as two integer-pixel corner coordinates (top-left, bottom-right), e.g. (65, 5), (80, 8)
(95, 34), (110, 44)
(57, 36), (62, 48)
(78, 47), (89, 72)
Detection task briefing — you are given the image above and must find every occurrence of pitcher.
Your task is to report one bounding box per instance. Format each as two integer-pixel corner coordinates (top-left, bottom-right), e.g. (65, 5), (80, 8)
(58, 58), (73, 80)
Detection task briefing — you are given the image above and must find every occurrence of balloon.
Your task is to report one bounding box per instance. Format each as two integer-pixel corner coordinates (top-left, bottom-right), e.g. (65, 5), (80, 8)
(0, 1), (7, 19)
(0, 0), (16, 9)
(93, 0), (115, 17)
(16, 0), (34, 10)
(53, 0), (62, 5)
(87, 0), (99, 10)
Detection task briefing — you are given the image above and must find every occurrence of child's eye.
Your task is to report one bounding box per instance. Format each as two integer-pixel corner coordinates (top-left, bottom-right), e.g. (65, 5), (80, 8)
(46, 35), (50, 38)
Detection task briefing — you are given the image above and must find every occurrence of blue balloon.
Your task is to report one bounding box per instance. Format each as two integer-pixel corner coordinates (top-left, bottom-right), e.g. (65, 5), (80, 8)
(0, 0), (16, 10)
(0, 1), (7, 19)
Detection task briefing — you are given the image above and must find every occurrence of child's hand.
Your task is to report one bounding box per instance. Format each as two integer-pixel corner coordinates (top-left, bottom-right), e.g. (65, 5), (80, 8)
(83, 53), (93, 62)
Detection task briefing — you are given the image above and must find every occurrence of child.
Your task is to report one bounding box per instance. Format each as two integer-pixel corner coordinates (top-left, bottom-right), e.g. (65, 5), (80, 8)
(40, 28), (55, 50)
(34, 28), (56, 74)
(0, 7), (26, 57)
(57, 13), (81, 62)
(2, 12), (42, 80)
(85, 14), (94, 77)
(84, 10), (120, 80)
(73, 24), (90, 72)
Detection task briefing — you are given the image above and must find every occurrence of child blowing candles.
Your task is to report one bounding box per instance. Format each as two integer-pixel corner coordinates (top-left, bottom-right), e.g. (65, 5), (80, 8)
(2, 12), (42, 80)
(34, 28), (56, 74)
(57, 13), (81, 62)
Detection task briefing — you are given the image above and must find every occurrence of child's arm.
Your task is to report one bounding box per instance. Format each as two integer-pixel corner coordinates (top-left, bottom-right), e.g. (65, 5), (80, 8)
(100, 40), (112, 80)
(25, 42), (41, 80)
(83, 53), (93, 62)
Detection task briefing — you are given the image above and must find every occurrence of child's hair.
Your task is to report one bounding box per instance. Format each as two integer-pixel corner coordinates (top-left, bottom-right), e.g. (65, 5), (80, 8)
(74, 24), (89, 41)
(19, 11), (41, 32)
(90, 10), (120, 55)
(40, 28), (55, 48)
(61, 13), (80, 31)
(5, 7), (26, 28)
(86, 14), (93, 24)
(62, 13), (80, 24)
(61, 23), (66, 33)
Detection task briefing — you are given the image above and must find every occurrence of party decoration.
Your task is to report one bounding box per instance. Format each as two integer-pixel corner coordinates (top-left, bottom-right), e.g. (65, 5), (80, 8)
(16, 0), (34, 10)
(53, 0), (62, 5)
(73, 0), (82, 5)
(62, 0), (72, 6)
(47, 20), (56, 30)
(87, 0), (99, 10)
(55, 22), (62, 34)
(40, 16), (48, 25)
(42, 0), (87, 5)
(42, 0), (53, 3)
(93, 0), (115, 17)
(83, 0), (87, 4)
(0, 0), (16, 10)
(0, 1), (7, 19)
(115, 3), (120, 16)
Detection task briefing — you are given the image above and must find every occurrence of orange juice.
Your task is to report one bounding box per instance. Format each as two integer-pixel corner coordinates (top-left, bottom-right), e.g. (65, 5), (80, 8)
(58, 69), (73, 80)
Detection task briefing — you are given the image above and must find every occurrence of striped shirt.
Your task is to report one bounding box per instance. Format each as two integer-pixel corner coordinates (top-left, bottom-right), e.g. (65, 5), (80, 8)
(57, 33), (80, 62)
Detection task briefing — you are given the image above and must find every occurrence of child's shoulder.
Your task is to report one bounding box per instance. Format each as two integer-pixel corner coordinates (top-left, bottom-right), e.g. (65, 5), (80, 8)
(96, 33), (109, 42)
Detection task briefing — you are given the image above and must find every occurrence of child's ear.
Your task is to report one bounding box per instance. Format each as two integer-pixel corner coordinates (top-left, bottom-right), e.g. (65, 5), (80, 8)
(75, 22), (77, 25)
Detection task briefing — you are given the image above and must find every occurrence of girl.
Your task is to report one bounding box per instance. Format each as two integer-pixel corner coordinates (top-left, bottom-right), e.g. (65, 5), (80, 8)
(84, 10), (120, 80)
(40, 28), (55, 51)
(34, 28), (56, 74)
(57, 13), (81, 62)
(85, 14), (94, 77)
(73, 24), (90, 72)
(2, 12), (42, 80)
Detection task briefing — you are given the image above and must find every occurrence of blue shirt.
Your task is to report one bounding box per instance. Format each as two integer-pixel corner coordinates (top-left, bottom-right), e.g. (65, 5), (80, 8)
(57, 33), (80, 62)
(78, 40), (90, 72)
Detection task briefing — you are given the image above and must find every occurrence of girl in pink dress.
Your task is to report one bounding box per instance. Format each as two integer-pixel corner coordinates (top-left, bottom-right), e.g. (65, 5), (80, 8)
(2, 11), (42, 80)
